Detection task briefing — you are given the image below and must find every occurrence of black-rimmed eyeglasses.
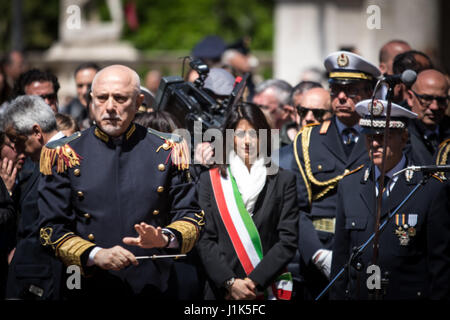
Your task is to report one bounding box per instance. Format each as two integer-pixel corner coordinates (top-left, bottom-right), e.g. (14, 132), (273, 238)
(411, 90), (449, 108)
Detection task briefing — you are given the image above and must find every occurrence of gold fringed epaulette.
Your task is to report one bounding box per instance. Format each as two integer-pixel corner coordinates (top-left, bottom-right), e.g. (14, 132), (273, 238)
(170, 139), (190, 170)
(156, 138), (190, 171)
(40, 132), (82, 175)
(150, 128), (190, 171)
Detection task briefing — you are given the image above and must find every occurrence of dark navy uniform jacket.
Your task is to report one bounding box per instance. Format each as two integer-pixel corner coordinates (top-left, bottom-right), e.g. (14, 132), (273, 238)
(6, 165), (64, 300)
(293, 117), (369, 263)
(407, 117), (450, 165)
(37, 123), (203, 295)
(331, 158), (450, 300)
(0, 178), (16, 299)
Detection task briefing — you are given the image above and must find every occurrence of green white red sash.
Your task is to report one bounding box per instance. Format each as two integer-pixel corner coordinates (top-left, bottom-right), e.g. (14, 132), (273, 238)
(209, 167), (292, 300)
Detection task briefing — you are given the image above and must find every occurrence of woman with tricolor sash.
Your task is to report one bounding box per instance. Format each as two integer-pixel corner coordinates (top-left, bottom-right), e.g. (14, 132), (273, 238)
(196, 102), (299, 300)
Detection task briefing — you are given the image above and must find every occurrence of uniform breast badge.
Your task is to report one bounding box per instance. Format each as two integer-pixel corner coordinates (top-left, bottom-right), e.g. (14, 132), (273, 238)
(394, 213), (417, 246)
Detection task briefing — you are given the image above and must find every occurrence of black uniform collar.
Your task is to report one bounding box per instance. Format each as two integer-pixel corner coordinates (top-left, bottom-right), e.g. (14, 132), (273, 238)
(94, 123), (136, 144)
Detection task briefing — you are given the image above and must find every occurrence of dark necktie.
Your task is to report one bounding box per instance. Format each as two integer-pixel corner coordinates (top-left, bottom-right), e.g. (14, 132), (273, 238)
(378, 175), (391, 211)
(342, 127), (358, 157)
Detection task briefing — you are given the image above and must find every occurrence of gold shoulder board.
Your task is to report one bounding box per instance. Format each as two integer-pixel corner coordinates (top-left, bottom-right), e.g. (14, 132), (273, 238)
(40, 132), (82, 175)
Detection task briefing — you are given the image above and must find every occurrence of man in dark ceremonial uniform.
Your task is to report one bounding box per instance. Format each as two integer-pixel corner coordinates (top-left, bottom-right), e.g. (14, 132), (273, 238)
(3, 96), (66, 300)
(405, 69), (450, 165)
(331, 99), (450, 299)
(37, 65), (204, 298)
(291, 51), (381, 299)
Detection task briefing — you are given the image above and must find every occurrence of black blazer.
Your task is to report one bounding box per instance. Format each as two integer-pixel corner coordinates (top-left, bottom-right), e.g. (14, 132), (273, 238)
(407, 117), (450, 165)
(0, 178), (16, 299)
(331, 160), (450, 300)
(6, 165), (64, 300)
(196, 168), (299, 299)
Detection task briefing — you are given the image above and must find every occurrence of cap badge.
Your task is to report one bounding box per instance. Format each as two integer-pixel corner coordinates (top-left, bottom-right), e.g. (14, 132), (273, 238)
(368, 100), (384, 116)
(337, 53), (349, 67)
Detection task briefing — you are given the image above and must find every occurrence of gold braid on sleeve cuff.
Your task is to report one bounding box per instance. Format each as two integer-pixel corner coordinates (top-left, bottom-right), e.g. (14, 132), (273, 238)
(166, 220), (199, 254)
(55, 236), (95, 274)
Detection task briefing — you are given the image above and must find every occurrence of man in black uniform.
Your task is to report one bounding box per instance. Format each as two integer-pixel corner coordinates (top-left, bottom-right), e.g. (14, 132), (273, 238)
(0, 131), (17, 299)
(3, 95), (66, 299)
(291, 51), (381, 299)
(331, 99), (450, 299)
(405, 69), (450, 165)
(37, 65), (204, 298)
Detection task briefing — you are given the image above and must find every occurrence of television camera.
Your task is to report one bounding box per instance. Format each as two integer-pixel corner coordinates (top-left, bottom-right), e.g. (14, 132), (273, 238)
(154, 57), (248, 136)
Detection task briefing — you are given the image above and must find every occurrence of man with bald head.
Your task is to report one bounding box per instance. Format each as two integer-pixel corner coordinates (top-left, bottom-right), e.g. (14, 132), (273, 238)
(379, 40), (411, 75)
(37, 65), (203, 299)
(406, 69), (450, 164)
(297, 87), (332, 127)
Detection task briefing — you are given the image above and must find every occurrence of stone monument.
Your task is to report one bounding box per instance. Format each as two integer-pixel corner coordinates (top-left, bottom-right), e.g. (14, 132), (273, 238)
(44, 0), (140, 102)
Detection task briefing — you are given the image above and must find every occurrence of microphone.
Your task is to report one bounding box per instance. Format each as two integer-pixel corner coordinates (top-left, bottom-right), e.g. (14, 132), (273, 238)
(381, 69), (417, 87)
(394, 165), (450, 176)
(408, 165), (450, 172)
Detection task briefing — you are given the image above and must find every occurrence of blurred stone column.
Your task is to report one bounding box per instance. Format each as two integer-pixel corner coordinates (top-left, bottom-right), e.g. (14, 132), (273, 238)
(45, 0), (140, 105)
(11, 0), (23, 51)
(274, 0), (325, 85)
(274, 0), (440, 85)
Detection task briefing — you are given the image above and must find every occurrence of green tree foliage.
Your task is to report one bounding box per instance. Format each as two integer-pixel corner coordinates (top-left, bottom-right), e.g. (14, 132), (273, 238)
(111, 0), (273, 51)
(0, 0), (58, 51)
(0, 0), (273, 52)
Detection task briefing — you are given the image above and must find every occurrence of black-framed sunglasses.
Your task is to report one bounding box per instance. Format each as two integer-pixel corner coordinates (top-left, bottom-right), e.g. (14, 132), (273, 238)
(296, 106), (328, 120)
(411, 90), (449, 108)
(329, 83), (363, 99)
(39, 93), (58, 102)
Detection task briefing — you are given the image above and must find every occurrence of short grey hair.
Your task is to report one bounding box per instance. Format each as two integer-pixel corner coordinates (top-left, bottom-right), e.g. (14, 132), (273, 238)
(3, 95), (57, 135)
(254, 79), (293, 105)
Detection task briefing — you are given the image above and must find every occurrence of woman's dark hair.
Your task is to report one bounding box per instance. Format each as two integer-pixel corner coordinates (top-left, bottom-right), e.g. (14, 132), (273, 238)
(218, 102), (272, 177)
(134, 110), (181, 133)
(55, 113), (80, 133)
